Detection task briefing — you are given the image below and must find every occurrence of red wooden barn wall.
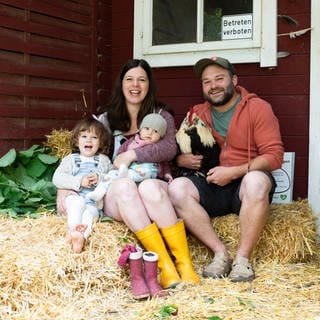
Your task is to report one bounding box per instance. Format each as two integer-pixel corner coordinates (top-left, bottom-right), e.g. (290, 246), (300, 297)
(0, 0), (111, 153)
(110, 0), (310, 199)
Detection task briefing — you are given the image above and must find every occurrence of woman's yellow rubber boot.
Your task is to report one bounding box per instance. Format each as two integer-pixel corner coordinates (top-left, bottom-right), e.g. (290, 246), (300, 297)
(135, 223), (181, 289)
(160, 219), (200, 284)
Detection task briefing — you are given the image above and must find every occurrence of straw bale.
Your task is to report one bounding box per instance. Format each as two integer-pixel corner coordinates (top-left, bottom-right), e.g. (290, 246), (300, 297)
(46, 130), (317, 265)
(0, 208), (319, 320)
(44, 130), (317, 263)
(44, 131), (317, 263)
(44, 129), (72, 158)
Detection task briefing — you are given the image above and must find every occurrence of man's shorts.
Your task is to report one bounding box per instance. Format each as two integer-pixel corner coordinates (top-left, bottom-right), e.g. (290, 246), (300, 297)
(187, 171), (276, 217)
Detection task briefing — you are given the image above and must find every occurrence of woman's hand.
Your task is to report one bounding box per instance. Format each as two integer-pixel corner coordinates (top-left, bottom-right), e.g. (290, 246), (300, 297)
(113, 150), (137, 168)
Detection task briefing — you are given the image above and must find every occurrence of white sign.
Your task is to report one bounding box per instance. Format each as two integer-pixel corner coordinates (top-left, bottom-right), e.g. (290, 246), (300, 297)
(221, 14), (253, 40)
(272, 152), (295, 204)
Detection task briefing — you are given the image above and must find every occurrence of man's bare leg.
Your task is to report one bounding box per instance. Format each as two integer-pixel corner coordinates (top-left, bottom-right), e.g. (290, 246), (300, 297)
(229, 171), (271, 282)
(237, 171), (271, 258)
(169, 177), (232, 277)
(169, 177), (225, 252)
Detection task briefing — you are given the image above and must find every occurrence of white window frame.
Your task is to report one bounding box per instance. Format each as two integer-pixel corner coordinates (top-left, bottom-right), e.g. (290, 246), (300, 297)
(134, 0), (277, 68)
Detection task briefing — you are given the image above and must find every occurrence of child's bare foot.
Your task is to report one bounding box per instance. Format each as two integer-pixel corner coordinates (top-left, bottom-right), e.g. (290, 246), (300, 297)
(69, 224), (87, 253)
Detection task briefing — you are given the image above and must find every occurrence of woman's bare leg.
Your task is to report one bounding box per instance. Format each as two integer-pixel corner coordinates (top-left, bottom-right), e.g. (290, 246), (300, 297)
(138, 179), (178, 228)
(103, 178), (151, 231)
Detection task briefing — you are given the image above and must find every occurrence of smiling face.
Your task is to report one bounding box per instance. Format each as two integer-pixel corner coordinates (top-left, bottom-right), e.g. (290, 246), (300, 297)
(201, 64), (238, 108)
(77, 127), (100, 157)
(122, 66), (149, 107)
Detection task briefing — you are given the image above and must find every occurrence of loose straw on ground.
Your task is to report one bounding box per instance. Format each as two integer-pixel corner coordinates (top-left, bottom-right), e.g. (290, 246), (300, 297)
(1, 199), (319, 320)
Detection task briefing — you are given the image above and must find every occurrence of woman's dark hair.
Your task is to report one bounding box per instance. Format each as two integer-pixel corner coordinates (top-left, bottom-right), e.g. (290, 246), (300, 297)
(71, 117), (111, 155)
(104, 59), (173, 132)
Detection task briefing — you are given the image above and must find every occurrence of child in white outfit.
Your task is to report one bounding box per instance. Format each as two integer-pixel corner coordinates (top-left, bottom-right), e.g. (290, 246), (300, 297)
(52, 117), (112, 253)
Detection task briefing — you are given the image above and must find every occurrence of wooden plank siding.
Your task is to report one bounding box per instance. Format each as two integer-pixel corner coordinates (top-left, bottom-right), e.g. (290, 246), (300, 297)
(96, 0), (112, 110)
(0, 0), (310, 199)
(0, 0), (112, 154)
(110, 0), (310, 199)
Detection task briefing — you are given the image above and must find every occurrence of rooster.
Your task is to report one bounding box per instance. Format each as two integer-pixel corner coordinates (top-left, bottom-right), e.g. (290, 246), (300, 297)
(175, 108), (220, 178)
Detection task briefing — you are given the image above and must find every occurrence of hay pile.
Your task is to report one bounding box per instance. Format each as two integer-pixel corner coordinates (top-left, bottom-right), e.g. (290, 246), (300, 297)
(45, 129), (72, 158)
(44, 130), (318, 265)
(9, 130), (316, 319)
(45, 129), (316, 263)
(1, 200), (320, 320)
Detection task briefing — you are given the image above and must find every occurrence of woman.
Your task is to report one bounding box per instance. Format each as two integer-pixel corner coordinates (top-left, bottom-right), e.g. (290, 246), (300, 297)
(57, 59), (199, 290)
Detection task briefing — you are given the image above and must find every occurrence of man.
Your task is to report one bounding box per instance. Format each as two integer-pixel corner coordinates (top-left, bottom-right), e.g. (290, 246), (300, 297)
(169, 56), (284, 282)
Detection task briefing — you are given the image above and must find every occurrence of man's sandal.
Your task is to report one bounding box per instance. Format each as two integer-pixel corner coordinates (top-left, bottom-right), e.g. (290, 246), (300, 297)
(202, 252), (233, 278)
(228, 256), (255, 282)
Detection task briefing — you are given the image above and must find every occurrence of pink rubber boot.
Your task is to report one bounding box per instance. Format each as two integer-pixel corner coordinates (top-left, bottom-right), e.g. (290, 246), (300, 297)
(128, 248), (150, 299)
(143, 251), (168, 297)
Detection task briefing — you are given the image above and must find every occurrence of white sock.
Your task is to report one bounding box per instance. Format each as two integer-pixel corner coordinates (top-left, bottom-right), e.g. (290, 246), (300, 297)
(65, 195), (86, 228)
(82, 205), (99, 239)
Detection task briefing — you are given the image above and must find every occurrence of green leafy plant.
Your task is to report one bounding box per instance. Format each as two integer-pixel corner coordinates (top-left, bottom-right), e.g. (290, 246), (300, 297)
(0, 145), (59, 218)
(154, 305), (178, 319)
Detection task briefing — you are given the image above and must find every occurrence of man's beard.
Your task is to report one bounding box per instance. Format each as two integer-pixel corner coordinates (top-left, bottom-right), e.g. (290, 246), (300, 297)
(204, 83), (235, 106)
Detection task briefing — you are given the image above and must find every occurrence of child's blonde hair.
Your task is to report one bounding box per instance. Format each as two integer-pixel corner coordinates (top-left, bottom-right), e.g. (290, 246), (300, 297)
(71, 117), (111, 155)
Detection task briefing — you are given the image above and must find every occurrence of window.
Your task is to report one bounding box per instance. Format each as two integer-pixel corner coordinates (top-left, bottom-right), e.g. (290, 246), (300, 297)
(134, 0), (277, 68)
